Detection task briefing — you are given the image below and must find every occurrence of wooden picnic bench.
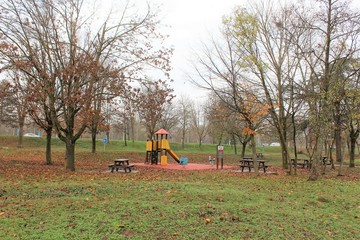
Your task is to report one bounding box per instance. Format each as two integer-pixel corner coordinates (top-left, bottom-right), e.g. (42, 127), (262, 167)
(109, 159), (135, 173)
(239, 159), (269, 173)
(291, 157), (331, 169)
(291, 158), (311, 168)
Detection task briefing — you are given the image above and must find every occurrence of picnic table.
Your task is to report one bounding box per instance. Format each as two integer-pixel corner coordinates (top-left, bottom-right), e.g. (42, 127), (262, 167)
(239, 159), (269, 173)
(322, 156), (330, 165)
(108, 159), (134, 173)
(290, 158), (311, 168)
(291, 156), (332, 169)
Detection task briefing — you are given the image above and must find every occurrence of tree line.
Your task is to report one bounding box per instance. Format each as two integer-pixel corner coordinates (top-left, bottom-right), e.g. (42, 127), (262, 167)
(0, 0), (173, 171)
(0, 0), (359, 180)
(189, 0), (360, 179)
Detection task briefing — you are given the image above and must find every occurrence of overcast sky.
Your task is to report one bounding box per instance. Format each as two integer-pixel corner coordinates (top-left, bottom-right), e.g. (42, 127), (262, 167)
(154, 0), (246, 101)
(101, 0), (359, 102)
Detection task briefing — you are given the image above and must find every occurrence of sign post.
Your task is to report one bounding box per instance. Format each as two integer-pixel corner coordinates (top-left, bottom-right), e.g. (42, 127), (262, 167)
(216, 145), (224, 169)
(103, 138), (108, 151)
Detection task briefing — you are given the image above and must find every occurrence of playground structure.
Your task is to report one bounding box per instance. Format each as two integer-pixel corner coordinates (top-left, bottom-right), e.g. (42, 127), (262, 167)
(145, 129), (181, 165)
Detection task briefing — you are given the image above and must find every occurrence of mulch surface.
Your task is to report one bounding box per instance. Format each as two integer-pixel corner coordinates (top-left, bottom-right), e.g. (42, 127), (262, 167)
(136, 163), (235, 171)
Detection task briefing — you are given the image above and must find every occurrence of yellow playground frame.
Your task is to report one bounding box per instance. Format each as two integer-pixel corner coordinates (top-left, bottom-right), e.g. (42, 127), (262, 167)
(145, 129), (180, 165)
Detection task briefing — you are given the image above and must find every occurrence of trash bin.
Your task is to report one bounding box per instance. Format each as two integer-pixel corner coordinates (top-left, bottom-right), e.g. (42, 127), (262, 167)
(179, 157), (188, 165)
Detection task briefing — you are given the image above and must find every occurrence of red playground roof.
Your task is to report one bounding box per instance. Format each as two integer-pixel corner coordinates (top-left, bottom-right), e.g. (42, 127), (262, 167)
(155, 128), (169, 135)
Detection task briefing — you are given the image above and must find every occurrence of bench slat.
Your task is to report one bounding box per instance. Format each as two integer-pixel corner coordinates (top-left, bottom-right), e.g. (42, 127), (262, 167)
(239, 164), (269, 173)
(109, 164), (135, 173)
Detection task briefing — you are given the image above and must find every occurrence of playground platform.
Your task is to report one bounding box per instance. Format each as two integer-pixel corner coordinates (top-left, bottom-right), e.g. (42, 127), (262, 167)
(136, 163), (235, 171)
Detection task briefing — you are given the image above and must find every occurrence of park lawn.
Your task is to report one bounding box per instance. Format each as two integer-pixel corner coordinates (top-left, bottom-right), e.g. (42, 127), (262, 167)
(0, 136), (359, 239)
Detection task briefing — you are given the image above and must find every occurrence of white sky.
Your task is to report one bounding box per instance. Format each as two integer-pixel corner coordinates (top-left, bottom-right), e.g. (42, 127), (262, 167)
(156, 0), (360, 102)
(153, 0), (247, 101)
(95, 0), (246, 101)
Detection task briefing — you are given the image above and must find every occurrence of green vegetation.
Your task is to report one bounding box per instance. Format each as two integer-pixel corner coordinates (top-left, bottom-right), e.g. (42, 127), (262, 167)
(0, 136), (359, 239)
(0, 135), (301, 155)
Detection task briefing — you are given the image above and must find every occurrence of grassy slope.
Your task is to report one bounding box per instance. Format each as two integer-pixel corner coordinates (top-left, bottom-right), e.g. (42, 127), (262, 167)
(0, 136), (359, 239)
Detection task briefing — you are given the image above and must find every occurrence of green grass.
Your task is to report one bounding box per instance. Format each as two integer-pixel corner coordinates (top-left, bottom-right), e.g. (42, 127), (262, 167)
(0, 136), (360, 239)
(0, 134), (272, 154)
(1, 172), (359, 239)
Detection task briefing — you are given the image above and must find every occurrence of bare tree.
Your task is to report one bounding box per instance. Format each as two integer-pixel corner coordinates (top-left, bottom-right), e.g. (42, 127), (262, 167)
(110, 98), (136, 146)
(134, 80), (174, 139)
(1, 73), (29, 148)
(0, 81), (18, 129)
(291, 0), (360, 179)
(223, 3), (303, 172)
(207, 97), (251, 156)
(207, 97), (227, 145)
(0, 79), (24, 146)
(189, 102), (209, 148)
(344, 63), (360, 168)
(189, 18), (269, 172)
(158, 103), (179, 132)
(177, 96), (192, 149)
(0, 0), (172, 171)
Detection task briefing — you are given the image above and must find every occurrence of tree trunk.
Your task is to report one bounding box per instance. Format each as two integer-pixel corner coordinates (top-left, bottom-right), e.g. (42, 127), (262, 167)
(45, 128), (52, 165)
(334, 101), (342, 163)
(106, 131), (110, 144)
(232, 135), (237, 155)
(337, 156), (344, 176)
(17, 117), (24, 148)
(91, 128), (97, 154)
(329, 139), (335, 170)
(349, 138), (356, 168)
(349, 126), (358, 168)
(130, 116), (135, 143)
(65, 138), (76, 171)
(181, 128), (185, 150)
(278, 133), (291, 170)
(337, 136), (344, 176)
(124, 125), (128, 147)
(308, 135), (323, 181)
(335, 129), (343, 162)
(290, 113), (297, 175)
(251, 134), (258, 174)
(241, 142), (247, 158)
(292, 112), (298, 160)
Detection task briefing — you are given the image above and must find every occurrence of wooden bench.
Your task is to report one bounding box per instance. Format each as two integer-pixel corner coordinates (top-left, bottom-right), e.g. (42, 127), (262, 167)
(239, 164), (269, 173)
(108, 164), (135, 173)
(291, 159), (310, 168)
